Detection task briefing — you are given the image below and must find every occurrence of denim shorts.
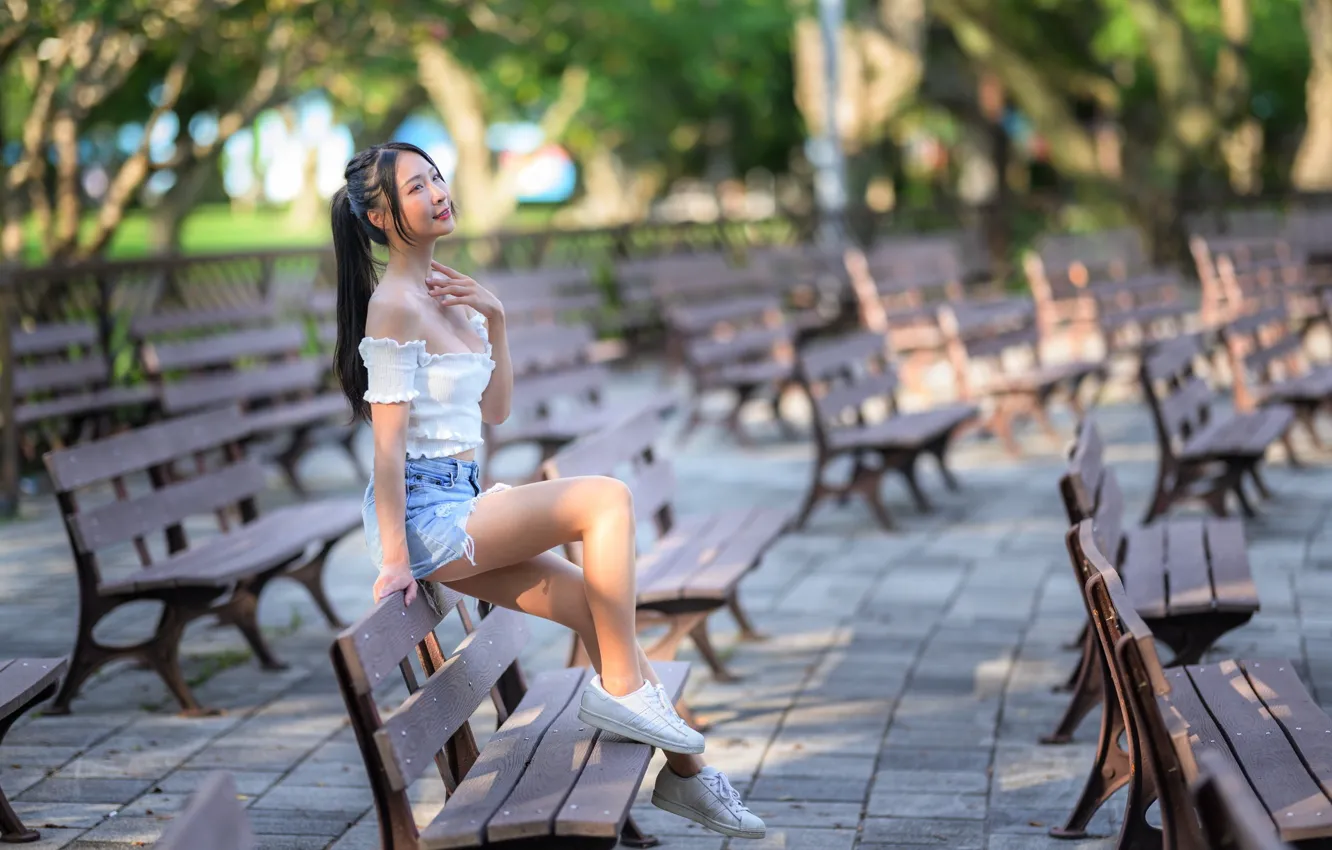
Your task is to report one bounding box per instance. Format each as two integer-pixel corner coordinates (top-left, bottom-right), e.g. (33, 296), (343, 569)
(362, 456), (510, 581)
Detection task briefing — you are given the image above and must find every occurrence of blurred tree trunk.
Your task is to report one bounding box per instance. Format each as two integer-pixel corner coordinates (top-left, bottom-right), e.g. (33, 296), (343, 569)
(1294, 0), (1332, 190)
(415, 40), (588, 234)
(557, 140), (663, 226)
(792, 0), (925, 161)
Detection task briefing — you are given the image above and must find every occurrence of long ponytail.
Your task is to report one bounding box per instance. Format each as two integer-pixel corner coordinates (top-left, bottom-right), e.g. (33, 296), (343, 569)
(332, 185), (379, 422)
(330, 141), (449, 422)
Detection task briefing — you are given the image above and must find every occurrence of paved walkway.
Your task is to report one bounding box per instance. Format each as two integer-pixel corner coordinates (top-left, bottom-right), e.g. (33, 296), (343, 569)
(2, 364), (1330, 850)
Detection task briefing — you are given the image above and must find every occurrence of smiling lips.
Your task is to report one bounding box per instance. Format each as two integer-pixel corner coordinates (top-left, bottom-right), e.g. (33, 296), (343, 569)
(434, 207), (451, 221)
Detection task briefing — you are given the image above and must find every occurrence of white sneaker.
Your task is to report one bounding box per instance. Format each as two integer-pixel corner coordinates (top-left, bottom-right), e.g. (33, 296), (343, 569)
(578, 676), (705, 754)
(652, 765), (766, 839)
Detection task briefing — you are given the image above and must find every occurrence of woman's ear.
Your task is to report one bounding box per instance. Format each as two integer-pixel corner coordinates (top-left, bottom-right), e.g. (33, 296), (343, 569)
(367, 208), (385, 232)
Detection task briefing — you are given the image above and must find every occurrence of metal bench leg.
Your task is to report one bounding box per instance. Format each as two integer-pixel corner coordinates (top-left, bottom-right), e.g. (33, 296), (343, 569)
(1049, 663), (1130, 839)
(619, 814), (660, 849)
(929, 441), (961, 492)
(1042, 637), (1102, 744)
(688, 618), (740, 684)
(286, 540), (345, 628)
(0, 683), (56, 843)
(726, 592), (766, 642)
(899, 455), (933, 513)
(218, 578), (288, 672)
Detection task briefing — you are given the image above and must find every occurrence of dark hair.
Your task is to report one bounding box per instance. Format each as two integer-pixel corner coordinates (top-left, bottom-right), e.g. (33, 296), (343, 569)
(331, 142), (453, 421)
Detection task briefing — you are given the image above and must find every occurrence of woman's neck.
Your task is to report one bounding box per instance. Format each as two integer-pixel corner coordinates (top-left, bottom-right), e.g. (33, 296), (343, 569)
(383, 238), (436, 288)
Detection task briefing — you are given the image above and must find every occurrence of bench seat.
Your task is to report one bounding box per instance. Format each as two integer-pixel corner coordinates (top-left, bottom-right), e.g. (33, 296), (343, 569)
(1179, 404), (1295, 461)
(636, 506), (795, 610)
(492, 405), (624, 446)
(711, 358), (793, 388)
(827, 404), (978, 453)
(421, 662), (688, 848)
(1, 658), (67, 844)
(1120, 518), (1259, 621)
(1162, 660), (1332, 845)
(100, 498), (361, 595)
(1258, 365), (1332, 406)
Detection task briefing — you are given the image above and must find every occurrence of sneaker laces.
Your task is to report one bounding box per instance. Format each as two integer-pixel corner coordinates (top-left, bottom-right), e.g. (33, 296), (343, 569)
(653, 685), (691, 732)
(704, 771), (744, 812)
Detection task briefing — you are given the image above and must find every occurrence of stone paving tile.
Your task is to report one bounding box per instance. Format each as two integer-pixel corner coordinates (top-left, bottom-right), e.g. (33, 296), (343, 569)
(1, 385), (1330, 849)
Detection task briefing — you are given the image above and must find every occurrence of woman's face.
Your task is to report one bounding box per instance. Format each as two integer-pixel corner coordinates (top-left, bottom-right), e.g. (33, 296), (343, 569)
(383, 151), (455, 243)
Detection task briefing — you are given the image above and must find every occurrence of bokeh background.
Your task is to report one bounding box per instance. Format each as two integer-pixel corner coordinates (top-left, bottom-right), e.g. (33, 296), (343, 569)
(2, 0), (1329, 270)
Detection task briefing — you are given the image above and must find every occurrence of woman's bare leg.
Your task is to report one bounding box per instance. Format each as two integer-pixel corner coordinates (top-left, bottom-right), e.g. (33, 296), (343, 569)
(443, 550), (706, 777)
(419, 476), (641, 695)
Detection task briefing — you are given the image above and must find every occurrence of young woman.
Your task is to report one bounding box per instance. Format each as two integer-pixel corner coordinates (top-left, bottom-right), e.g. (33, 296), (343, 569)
(332, 142), (764, 840)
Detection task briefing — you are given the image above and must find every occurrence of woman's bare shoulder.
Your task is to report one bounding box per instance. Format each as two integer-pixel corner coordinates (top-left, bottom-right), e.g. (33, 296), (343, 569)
(365, 288), (421, 343)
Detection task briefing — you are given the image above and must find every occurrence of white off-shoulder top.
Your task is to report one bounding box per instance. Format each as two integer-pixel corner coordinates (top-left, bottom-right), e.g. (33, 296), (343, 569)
(358, 311), (495, 458)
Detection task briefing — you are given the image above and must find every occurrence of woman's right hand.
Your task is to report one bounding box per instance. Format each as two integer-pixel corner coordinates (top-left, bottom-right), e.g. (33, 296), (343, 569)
(373, 563), (417, 606)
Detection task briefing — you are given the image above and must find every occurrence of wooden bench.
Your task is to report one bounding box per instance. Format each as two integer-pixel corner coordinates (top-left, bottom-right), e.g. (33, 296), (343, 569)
(484, 324), (668, 482)
(0, 657), (66, 844)
(331, 583), (688, 849)
(1191, 234), (1322, 328)
(7, 322), (159, 460)
(939, 301), (1105, 455)
(666, 295), (798, 444)
(542, 403), (793, 686)
(1045, 418), (1259, 746)
(42, 407), (359, 714)
(614, 253), (732, 350)
(1221, 304), (1332, 444)
(845, 244), (962, 379)
(1139, 334), (1295, 522)
(483, 267), (605, 328)
(129, 303), (274, 339)
(1055, 519), (1332, 849)
(1192, 750), (1291, 850)
(793, 330), (977, 530)
(152, 771), (254, 850)
(152, 336), (355, 494)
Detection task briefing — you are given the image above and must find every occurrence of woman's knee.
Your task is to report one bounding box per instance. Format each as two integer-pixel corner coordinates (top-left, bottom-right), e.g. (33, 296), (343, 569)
(576, 475), (635, 524)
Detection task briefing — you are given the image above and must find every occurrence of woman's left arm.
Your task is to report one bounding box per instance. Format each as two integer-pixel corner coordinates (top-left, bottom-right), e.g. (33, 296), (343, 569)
(427, 261), (512, 424)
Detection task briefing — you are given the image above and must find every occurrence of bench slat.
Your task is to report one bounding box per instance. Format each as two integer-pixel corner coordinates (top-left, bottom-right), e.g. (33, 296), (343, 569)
(542, 403), (664, 480)
(1092, 467), (1125, 558)
(1206, 520), (1259, 612)
(1160, 667), (1246, 781)
(11, 322), (98, 356)
(421, 667), (587, 849)
(1165, 518), (1214, 614)
(0, 658), (66, 718)
(1242, 659), (1332, 807)
(72, 461), (268, 552)
(1193, 749), (1289, 850)
(44, 407), (250, 492)
(334, 587), (462, 697)
(130, 304), (271, 337)
(686, 506), (793, 600)
(16, 384), (158, 427)
(161, 358), (324, 414)
(14, 357), (107, 395)
(482, 668), (598, 843)
(636, 515), (723, 606)
(1121, 525), (1169, 619)
(152, 771), (255, 850)
(1066, 419), (1106, 518)
(555, 661), (690, 839)
(374, 607), (530, 791)
(1186, 661), (1332, 840)
(146, 324), (308, 373)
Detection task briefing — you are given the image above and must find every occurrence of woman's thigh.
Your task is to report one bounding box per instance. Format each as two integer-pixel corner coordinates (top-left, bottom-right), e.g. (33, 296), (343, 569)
(420, 475), (628, 584)
(442, 550), (594, 633)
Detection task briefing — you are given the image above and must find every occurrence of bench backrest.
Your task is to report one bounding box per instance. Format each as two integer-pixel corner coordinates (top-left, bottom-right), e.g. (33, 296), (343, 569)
(541, 402), (676, 537)
(43, 407), (260, 591)
(140, 323), (309, 375)
(507, 324), (598, 376)
(1191, 235), (1306, 324)
(152, 771), (255, 850)
(667, 296), (793, 373)
(1026, 229), (1148, 305)
(653, 264), (773, 306)
(939, 300), (1043, 399)
(618, 253), (732, 310)
(1220, 304), (1306, 411)
(796, 331), (899, 449)
(484, 267), (602, 325)
(1059, 418), (1125, 562)
(129, 303), (273, 339)
(1139, 333), (1215, 463)
(845, 245), (963, 342)
(331, 586), (530, 850)
(160, 357), (325, 415)
(1065, 519), (1204, 848)
(10, 321), (111, 401)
